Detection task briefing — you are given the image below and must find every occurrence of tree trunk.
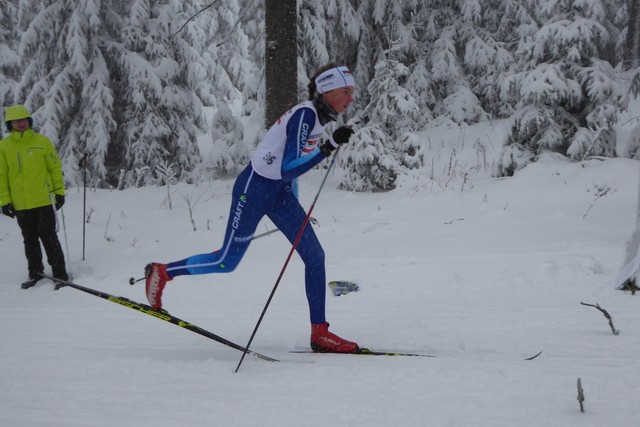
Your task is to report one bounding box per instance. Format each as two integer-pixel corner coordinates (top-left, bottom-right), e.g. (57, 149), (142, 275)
(265, 0), (298, 128)
(624, 0), (640, 69)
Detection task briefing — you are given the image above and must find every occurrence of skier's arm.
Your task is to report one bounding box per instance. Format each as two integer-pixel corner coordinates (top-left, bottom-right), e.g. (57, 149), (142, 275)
(280, 108), (326, 181)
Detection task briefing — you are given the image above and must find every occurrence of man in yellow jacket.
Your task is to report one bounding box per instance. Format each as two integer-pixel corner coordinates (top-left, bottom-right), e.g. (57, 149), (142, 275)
(0, 105), (69, 289)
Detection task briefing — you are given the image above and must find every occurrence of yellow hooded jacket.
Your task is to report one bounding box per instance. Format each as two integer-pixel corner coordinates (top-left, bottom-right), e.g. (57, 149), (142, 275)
(0, 128), (65, 211)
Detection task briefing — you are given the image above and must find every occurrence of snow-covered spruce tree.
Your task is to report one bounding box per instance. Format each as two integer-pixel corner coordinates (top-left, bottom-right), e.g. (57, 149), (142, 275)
(362, 1), (437, 129)
(218, 0), (263, 119)
(174, 0), (259, 175)
(497, 0), (629, 176)
(207, 101), (248, 178)
(298, 0), (360, 102)
(458, 0), (515, 118)
(339, 126), (397, 192)
(170, 0), (222, 108)
(625, 0), (640, 158)
(339, 54), (419, 192)
(10, 0), (118, 185)
(425, 2), (487, 125)
(112, 0), (203, 188)
(298, 1), (330, 86)
(181, 0), (257, 108)
(240, 0), (265, 119)
(400, 0), (437, 128)
(350, 2), (379, 114)
(337, 2), (437, 192)
(0, 0), (20, 111)
(349, 1), (430, 125)
(72, 0), (117, 187)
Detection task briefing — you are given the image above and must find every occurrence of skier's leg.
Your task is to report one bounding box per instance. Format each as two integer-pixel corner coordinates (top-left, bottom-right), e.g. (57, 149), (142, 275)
(268, 189), (326, 324)
(166, 166), (271, 277)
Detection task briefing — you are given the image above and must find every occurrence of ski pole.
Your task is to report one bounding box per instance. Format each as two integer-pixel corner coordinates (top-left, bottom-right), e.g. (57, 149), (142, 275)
(80, 153), (87, 261)
(128, 228), (286, 285)
(51, 193), (69, 259)
(60, 206), (70, 260)
(252, 228), (278, 240)
(235, 148), (341, 373)
(239, 217), (318, 241)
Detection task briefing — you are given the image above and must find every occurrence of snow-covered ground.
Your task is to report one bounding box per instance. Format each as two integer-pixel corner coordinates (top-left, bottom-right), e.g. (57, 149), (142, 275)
(1, 120), (639, 426)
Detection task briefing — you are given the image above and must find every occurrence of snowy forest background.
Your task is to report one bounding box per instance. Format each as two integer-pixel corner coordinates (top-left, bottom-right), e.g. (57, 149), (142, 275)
(1, 0), (640, 191)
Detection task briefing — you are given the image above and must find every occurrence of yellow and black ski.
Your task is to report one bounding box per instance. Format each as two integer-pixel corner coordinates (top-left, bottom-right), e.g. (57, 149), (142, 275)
(42, 274), (278, 362)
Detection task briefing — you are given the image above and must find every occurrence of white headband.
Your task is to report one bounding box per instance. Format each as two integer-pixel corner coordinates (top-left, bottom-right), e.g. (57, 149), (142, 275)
(315, 66), (355, 94)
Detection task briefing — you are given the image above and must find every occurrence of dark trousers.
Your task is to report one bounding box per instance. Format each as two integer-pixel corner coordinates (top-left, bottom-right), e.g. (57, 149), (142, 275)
(15, 205), (68, 279)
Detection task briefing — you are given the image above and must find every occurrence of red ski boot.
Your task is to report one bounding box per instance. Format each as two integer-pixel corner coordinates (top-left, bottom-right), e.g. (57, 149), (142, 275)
(310, 322), (359, 353)
(144, 263), (172, 310)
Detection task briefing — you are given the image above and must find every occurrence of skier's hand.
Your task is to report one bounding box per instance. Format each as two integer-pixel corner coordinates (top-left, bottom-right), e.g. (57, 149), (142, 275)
(332, 126), (354, 145)
(320, 126), (354, 156)
(1, 203), (15, 218)
(55, 194), (65, 210)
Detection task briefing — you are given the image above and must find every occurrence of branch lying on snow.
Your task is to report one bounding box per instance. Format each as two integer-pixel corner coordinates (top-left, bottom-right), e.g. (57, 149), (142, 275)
(580, 302), (620, 335)
(443, 218), (464, 225)
(524, 350), (543, 360)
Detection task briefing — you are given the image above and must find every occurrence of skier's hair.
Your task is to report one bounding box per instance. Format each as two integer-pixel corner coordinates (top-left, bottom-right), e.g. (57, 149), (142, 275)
(308, 62), (339, 100)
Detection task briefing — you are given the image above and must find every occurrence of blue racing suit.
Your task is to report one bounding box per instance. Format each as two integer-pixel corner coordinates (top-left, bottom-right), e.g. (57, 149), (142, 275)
(166, 100), (333, 324)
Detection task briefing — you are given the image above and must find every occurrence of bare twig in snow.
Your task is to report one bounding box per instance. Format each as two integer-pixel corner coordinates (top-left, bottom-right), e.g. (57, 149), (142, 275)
(577, 378), (585, 413)
(524, 350), (543, 360)
(85, 207), (94, 224)
(460, 171), (473, 191)
(582, 186), (610, 220)
(580, 302), (620, 335)
(443, 218), (464, 225)
(104, 213), (113, 242)
(182, 194), (197, 232)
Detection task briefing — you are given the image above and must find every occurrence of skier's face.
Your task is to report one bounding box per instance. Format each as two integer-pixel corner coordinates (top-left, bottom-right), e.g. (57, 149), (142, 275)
(323, 86), (354, 114)
(10, 118), (30, 132)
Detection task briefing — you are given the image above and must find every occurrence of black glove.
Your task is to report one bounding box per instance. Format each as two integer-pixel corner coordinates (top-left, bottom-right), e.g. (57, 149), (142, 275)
(55, 194), (65, 210)
(320, 126), (354, 156)
(1, 203), (15, 218)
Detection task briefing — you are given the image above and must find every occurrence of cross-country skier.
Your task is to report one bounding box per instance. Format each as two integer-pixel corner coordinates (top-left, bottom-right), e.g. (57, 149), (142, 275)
(144, 64), (359, 353)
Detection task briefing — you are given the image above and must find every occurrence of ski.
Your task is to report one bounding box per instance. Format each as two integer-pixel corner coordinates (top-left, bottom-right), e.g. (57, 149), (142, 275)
(42, 274), (278, 362)
(290, 348), (435, 357)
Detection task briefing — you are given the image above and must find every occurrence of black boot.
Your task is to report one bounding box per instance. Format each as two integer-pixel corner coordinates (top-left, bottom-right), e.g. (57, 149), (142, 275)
(52, 264), (69, 290)
(53, 273), (70, 290)
(21, 275), (42, 289)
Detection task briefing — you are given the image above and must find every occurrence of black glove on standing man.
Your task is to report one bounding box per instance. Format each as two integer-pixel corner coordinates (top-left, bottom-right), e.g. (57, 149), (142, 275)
(1, 203), (15, 218)
(54, 195), (65, 210)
